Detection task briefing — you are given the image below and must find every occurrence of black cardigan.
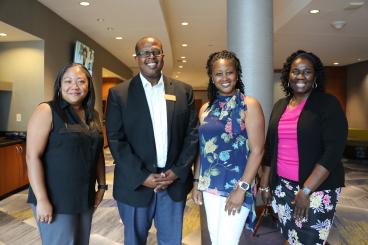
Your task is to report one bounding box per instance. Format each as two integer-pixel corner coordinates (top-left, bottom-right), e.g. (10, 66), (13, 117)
(263, 90), (348, 191)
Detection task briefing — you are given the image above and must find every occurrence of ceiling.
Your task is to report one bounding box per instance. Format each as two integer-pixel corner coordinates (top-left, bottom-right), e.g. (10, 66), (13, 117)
(1, 0), (368, 88)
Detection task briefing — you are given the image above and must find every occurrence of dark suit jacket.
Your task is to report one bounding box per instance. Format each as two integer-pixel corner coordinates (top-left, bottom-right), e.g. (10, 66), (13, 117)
(106, 74), (198, 207)
(263, 90), (348, 191)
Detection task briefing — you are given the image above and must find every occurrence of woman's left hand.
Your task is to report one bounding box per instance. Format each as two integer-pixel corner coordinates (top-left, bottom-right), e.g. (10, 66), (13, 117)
(292, 190), (310, 220)
(93, 189), (105, 212)
(225, 188), (245, 216)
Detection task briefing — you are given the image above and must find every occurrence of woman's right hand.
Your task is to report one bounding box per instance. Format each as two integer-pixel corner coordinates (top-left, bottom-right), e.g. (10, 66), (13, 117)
(261, 189), (272, 206)
(192, 184), (203, 205)
(36, 198), (53, 224)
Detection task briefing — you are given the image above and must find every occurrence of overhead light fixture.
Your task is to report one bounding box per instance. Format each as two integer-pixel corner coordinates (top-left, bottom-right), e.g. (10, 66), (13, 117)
(115, 36), (123, 40)
(175, 75), (179, 78)
(0, 32), (7, 37)
(180, 56), (186, 59)
(309, 9), (320, 14)
(182, 60), (187, 63)
(178, 65), (183, 68)
(181, 22), (189, 26)
(79, 1), (90, 6)
(181, 44), (188, 47)
(331, 20), (347, 30)
(357, 58), (361, 61)
(333, 62), (340, 65)
(345, 1), (365, 10)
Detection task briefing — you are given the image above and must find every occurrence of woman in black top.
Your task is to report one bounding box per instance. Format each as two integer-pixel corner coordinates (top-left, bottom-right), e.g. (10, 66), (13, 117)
(26, 63), (106, 245)
(260, 50), (348, 245)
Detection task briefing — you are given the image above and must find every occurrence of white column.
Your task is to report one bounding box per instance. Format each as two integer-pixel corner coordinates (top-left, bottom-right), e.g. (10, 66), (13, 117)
(227, 0), (273, 123)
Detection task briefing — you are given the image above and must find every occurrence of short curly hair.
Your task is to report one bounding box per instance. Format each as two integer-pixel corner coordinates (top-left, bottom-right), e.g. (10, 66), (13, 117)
(280, 50), (325, 97)
(206, 50), (244, 107)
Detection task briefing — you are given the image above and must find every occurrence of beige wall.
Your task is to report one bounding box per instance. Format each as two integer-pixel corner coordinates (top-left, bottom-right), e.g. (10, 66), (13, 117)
(0, 0), (133, 122)
(346, 61), (368, 129)
(0, 41), (44, 131)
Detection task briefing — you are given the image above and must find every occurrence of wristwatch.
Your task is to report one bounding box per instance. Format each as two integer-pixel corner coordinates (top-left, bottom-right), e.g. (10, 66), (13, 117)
(302, 187), (311, 196)
(98, 184), (108, 190)
(238, 181), (250, 192)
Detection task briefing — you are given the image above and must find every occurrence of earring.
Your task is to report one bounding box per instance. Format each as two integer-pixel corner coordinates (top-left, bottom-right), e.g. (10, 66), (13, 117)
(58, 91), (60, 97)
(287, 81), (290, 87)
(313, 79), (317, 88)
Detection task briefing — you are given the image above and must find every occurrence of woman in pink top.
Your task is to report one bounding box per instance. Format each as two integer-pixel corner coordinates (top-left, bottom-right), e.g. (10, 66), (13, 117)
(260, 50), (348, 245)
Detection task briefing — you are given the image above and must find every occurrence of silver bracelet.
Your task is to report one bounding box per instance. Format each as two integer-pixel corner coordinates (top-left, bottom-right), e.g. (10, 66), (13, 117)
(259, 186), (270, 192)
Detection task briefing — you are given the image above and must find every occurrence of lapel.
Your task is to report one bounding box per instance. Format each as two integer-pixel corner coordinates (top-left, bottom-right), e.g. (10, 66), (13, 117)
(273, 98), (289, 126)
(163, 76), (175, 145)
(130, 75), (155, 134)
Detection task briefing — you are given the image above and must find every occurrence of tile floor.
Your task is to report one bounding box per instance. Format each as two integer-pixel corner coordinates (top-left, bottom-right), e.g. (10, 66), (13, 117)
(0, 149), (367, 245)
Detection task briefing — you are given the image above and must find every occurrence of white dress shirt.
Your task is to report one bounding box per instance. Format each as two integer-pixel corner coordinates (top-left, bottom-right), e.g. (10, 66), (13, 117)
(140, 73), (168, 168)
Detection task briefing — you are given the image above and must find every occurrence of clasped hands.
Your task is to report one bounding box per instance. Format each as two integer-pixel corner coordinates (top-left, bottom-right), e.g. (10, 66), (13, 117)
(143, 169), (177, 192)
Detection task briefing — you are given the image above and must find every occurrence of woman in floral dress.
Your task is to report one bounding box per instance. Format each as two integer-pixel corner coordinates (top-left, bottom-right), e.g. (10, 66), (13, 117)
(192, 50), (265, 245)
(260, 50), (348, 245)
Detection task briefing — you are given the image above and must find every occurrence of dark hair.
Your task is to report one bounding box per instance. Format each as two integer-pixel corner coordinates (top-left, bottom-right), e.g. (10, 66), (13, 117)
(206, 50), (244, 107)
(52, 63), (98, 128)
(280, 50), (325, 97)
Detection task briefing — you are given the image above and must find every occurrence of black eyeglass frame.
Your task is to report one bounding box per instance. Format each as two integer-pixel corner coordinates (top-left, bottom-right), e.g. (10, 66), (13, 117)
(136, 49), (163, 58)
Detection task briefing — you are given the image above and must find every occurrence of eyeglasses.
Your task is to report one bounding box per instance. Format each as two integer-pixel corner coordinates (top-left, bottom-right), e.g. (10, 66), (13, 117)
(290, 69), (314, 77)
(136, 49), (163, 58)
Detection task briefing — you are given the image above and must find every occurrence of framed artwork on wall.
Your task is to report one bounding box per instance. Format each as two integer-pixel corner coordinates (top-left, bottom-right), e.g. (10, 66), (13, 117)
(73, 40), (94, 75)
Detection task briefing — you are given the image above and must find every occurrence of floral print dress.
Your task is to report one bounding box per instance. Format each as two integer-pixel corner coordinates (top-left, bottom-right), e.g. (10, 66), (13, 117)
(198, 90), (256, 230)
(272, 177), (341, 245)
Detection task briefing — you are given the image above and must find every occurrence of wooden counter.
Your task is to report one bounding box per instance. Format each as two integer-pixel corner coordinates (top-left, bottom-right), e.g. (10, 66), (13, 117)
(0, 140), (28, 198)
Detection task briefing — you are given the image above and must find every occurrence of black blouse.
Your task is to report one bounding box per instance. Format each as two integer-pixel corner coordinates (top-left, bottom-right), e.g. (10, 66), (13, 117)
(28, 100), (103, 214)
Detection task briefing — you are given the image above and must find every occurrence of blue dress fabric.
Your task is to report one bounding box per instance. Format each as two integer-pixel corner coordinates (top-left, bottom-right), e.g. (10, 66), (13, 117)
(198, 90), (256, 230)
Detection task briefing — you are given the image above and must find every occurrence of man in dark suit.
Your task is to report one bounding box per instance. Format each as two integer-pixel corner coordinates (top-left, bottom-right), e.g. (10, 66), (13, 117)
(106, 36), (198, 245)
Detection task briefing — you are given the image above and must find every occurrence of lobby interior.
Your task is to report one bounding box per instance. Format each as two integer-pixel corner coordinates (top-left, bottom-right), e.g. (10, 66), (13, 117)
(1, 1), (368, 244)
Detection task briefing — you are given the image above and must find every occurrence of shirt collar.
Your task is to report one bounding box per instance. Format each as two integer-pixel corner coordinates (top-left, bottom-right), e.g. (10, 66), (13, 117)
(140, 72), (164, 88)
(60, 98), (70, 109)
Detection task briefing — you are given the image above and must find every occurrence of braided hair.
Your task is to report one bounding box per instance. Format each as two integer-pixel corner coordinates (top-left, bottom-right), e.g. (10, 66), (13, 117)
(205, 50), (244, 107)
(280, 50), (325, 98)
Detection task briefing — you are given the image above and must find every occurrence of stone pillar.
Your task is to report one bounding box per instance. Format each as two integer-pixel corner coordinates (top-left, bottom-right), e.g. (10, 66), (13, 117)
(227, 0), (274, 123)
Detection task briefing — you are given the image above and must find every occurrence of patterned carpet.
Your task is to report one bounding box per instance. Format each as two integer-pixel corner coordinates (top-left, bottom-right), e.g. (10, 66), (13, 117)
(0, 150), (367, 245)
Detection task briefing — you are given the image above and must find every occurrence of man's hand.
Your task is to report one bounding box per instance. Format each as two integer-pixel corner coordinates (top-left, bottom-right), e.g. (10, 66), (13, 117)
(142, 173), (164, 188)
(154, 169), (178, 192)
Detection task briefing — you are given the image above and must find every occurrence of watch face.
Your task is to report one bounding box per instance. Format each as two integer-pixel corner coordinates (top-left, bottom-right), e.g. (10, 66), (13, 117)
(239, 181), (249, 191)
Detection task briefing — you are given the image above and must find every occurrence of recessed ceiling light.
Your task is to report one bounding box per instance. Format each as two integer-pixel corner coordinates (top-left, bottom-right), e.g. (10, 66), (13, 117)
(107, 27), (114, 31)
(79, 1), (90, 6)
(97, 18), (104, 22)
(357, 58), (361, 61)
(175, 75), (179, 78)
(309, 9), (320, 14)
(0, 33), (7, 37)
(180, 56), (186, 59)
(178, 65), (183, 68)
(181, 44), (188, 47)
(331, 20), (347, 30)
(115, 36), (123, 40)
(181, 22), (189, 26)
(182, 60), (187, 63)
(333, 62), (340, 65)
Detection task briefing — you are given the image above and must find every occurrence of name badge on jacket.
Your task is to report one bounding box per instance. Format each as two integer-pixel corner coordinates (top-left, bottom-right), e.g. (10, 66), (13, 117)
(165, 94), (176, 101)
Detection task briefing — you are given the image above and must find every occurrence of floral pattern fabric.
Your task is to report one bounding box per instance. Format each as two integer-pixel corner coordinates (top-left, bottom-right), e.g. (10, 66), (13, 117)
(198, 90), (256, 230)
(272, 177), (341, 245)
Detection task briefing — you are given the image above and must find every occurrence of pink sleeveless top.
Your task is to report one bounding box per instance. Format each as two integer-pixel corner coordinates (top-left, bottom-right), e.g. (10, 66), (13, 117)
(277, 99), (307, 181)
